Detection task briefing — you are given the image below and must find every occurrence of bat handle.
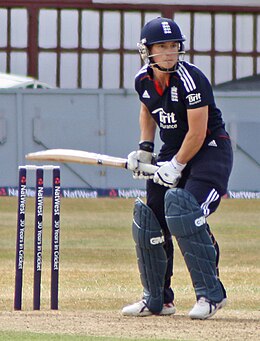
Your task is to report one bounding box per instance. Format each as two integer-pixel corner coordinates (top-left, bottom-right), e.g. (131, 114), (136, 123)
(126, 162), (159, 174)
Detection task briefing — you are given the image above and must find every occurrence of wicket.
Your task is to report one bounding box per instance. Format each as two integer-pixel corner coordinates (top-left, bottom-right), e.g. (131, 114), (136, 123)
(14, 165), (61, 310)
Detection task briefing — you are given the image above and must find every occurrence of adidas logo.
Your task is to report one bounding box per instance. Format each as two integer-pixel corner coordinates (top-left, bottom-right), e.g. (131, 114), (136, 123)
(142, 90), (150, 98)
(208, 140), (217, 147)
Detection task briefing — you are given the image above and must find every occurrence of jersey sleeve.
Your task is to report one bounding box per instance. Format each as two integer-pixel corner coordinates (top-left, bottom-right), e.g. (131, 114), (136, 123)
(178, 64), (215, 109)
(135, 75), (142, 100)
(135, 65), (149, 102)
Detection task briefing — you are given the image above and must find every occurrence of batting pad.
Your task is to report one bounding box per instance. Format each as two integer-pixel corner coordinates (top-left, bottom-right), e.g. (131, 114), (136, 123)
(132, 198), (167, 314)
(165, 188), (224, 303)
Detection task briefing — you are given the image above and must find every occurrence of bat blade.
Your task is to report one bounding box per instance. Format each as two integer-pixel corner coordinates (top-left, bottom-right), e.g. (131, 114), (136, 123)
(25, 149), (158, 174)
(26, 149), (127, 167)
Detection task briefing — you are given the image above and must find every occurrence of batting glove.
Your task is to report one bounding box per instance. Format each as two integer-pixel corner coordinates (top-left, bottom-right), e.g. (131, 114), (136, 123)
(127, 141), (155, 180)
(153, 156), (186, 188)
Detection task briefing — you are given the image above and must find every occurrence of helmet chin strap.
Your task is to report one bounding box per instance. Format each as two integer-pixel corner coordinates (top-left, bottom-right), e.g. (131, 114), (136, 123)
(151, 63), (178, 73)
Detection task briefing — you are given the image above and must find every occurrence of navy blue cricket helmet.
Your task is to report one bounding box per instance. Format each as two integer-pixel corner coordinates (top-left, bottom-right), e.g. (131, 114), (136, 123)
(138, 17), (185, 65)
(140, 17), (185, 46)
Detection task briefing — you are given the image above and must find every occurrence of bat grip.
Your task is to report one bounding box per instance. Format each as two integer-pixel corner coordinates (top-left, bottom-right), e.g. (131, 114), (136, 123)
(127, 162), (158, 174)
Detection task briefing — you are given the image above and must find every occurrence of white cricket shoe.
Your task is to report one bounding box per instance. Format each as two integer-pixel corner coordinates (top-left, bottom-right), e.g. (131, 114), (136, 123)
(189, 297), (227, 320)
(122, 300), (176, 317)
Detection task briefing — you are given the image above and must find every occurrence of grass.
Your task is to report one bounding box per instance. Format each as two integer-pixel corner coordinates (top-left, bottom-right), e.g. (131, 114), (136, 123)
(0, 332), (180, 341)
(0, 197), (259, 340)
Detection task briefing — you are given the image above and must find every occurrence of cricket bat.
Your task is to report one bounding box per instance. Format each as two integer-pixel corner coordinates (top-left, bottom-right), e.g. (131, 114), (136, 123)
(25, 149), (159, 174)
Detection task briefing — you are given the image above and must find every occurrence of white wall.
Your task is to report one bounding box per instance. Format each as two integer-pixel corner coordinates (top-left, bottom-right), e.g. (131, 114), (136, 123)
(0, 89), (259, 191)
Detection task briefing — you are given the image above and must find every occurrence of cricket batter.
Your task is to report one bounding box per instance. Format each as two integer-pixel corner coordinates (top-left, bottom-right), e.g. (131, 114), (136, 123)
(123, 17), (233, 319)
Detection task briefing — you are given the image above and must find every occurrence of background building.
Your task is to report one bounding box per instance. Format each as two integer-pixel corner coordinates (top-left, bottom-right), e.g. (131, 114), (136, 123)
(0, 1), (259, 195)
(0, 1), (260, 88)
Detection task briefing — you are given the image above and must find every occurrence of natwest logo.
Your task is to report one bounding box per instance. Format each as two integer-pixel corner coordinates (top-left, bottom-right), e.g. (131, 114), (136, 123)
(186, 93), (201, 105)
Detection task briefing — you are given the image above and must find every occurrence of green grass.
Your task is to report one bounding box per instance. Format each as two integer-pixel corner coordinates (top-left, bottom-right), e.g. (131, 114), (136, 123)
(0, 197), (259, 340)
(0, 332), (182, 341)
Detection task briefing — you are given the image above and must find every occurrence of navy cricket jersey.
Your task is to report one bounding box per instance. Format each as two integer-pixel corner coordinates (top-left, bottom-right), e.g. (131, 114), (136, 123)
(135, 61), (226, 157)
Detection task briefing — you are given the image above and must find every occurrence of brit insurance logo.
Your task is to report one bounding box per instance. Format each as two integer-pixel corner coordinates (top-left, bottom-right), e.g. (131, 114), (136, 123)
(152, 107), (177, 129)
(186, 93), (202, 105)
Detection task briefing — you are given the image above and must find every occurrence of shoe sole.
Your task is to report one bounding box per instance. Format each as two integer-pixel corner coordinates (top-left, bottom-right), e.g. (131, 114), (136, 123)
(122, 307), (176, 317)
(122, 309), (152, 317)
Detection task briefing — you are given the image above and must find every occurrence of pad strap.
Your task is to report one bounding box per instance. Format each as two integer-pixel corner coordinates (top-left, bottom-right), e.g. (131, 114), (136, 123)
(132, 198), (167, 313)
